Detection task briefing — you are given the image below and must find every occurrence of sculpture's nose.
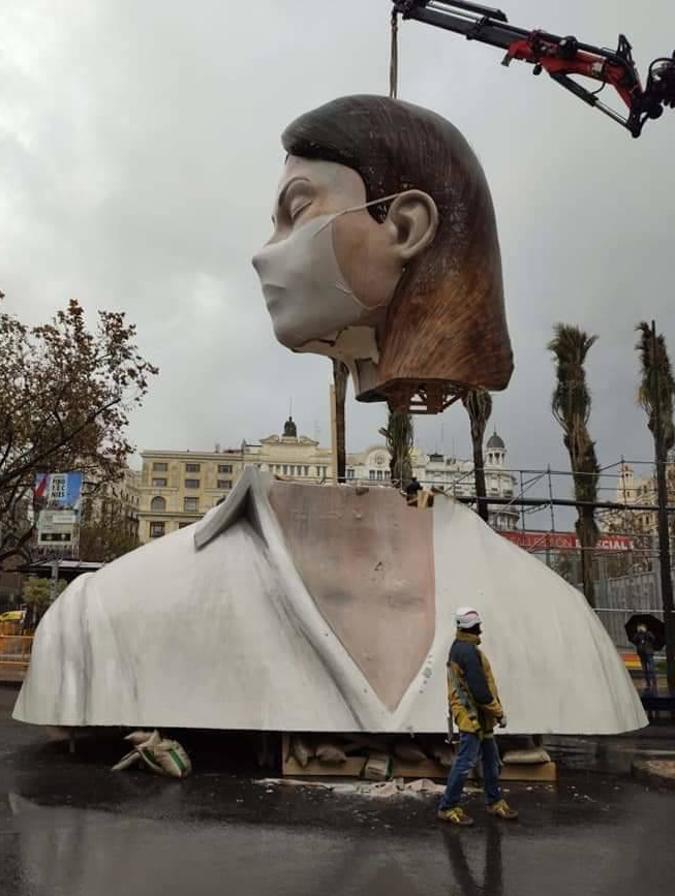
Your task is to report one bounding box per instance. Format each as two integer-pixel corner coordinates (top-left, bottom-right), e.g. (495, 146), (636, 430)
(251, 241), (276, 280)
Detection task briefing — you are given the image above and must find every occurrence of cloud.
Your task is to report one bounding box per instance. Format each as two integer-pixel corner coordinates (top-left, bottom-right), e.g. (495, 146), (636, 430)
(1, 0), (674, 514)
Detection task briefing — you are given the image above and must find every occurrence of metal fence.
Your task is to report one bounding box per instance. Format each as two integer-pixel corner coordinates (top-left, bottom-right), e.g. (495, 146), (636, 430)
(594, 569), (669, 649)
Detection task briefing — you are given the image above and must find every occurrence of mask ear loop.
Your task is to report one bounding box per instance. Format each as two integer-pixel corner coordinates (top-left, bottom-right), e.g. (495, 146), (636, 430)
(314, 191), (408, 308)
(314, 191), (408, 236)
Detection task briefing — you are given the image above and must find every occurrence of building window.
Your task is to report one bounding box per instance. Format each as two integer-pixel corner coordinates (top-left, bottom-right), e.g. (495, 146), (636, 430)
(218, 464), (232, 474)
(283, 465), (288, 475)
(369, 470), (376, 480)
(304, 466), (309, 476)
(347, 468), (355, 480)
(152, 478), (167, 487)
(152, 462), (168, 472)
(184, 497), (199, 512)
(149, 521), (166, 539)
(178, 522), (191, 529)
(185, 463), (201, 473)
(217, 479), (232, 490)
(184, 479), (200, 489)
(376, 470), (384, 481)
(150, 496), (166, 512)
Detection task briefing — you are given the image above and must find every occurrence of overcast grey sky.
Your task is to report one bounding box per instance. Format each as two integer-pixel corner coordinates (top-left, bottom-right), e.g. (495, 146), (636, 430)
(2, 0), (674, 486)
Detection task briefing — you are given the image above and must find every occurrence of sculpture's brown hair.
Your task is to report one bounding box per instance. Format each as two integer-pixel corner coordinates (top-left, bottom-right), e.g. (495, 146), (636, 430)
(282, 95), (513, 411)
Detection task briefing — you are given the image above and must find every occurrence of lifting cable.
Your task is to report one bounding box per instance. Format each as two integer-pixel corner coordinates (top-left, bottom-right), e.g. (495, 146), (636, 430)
(389, 9), (399, 99)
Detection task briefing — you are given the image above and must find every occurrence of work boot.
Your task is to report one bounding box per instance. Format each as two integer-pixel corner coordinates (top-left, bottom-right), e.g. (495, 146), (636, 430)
(437, 806), (475, 826)
(487, 799), (519, 820)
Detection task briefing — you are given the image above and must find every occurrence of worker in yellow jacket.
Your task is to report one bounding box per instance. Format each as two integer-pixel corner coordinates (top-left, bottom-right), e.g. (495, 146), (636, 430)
(438, 607), (518, 826)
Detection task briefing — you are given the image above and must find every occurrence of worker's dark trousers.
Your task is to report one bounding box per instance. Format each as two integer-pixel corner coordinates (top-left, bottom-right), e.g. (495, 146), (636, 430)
(640, 654), (658, 695)
(439, 732), (501, 810)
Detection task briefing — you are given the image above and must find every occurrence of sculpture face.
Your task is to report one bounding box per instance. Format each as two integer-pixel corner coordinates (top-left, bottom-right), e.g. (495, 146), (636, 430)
(252, 96), (514, 413)
(252, 155), (422, 349)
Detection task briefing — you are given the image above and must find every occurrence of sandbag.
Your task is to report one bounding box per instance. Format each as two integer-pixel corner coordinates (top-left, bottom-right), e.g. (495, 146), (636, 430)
(153, 739), (192, 779)
(393, 741), (427, 763)
(343, 735), (388, 754)
(502, 748), (551, 765)
(315, 741), (347, 765)
(432, 744), (455, 768)
(363, 752), (392, 781)
(111, 750), (142, 772)
(290, 736), (314, 768)
(124, 730), (156, 746)
(113, 730), (192, 779)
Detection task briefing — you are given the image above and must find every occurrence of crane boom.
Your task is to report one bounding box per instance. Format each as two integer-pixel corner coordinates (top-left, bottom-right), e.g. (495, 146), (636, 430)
(392, 1), (675, 137)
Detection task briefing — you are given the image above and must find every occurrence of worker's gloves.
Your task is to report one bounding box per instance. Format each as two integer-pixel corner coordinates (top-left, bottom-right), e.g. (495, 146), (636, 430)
(497, 715), (507, 728)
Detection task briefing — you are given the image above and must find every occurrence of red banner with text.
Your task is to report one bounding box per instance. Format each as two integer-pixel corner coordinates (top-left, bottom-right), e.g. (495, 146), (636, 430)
(500, 530), (635, 552)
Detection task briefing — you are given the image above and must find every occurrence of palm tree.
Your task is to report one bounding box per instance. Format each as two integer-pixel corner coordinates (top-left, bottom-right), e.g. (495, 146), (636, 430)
(462, 389), (492, 523)
(636, 321), (675, 694)
(332, 359), (349, 483)
(379, 410), (414, 488)
(548, 324), (600, 607)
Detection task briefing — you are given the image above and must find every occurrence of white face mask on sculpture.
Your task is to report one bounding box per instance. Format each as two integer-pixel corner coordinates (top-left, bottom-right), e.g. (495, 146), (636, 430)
(252, 193), (405, 349)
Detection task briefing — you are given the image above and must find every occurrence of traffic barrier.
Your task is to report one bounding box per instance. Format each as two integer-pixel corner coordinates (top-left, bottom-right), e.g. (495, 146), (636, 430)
(0, 635), (34, 682)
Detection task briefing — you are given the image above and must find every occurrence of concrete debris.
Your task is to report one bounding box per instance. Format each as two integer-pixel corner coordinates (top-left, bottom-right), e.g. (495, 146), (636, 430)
(632, 759), (675, 790)
(254, 777), (446, 799)
(367, 781), (400, 799)
(403, 778), (445, 795)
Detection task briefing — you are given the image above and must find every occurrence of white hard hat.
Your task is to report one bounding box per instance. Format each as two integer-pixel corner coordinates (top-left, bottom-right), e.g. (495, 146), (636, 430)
(456, 607), (482, 630)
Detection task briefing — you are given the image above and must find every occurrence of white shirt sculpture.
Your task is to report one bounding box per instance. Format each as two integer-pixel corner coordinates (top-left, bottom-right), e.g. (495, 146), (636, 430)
(15, 469), (645, 734)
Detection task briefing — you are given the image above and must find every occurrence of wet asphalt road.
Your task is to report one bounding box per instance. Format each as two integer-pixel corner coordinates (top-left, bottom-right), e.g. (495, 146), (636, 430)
(2, 685), (675, 896)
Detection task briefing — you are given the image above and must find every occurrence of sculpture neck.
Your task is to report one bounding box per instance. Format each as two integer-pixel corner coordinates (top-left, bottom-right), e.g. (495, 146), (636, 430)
(294, 325), (381, 395)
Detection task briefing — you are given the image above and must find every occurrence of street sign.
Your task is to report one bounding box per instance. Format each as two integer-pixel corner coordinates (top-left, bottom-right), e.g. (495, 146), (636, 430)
(36, 510), (78, 548)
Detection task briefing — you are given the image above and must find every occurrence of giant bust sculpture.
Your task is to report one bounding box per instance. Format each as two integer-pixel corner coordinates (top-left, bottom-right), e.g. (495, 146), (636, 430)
(13, 97), (644, 737)
(252, 95), (513, 412)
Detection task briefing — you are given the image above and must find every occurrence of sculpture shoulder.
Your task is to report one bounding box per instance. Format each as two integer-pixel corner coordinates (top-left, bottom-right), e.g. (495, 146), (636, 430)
(87, 516), (262, 596)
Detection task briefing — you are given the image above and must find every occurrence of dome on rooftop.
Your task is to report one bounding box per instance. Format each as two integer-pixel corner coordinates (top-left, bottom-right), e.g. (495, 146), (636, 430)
(486, 430), (505, 450)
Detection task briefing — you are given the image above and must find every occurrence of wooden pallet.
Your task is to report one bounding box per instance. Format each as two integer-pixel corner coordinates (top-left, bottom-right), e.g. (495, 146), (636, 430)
(498, 762), (557, 782)
(281, 736), (557, 782)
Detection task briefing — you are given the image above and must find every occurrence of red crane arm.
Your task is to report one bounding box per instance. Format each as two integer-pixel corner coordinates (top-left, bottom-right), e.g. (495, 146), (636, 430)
(392, 1), (675, 137)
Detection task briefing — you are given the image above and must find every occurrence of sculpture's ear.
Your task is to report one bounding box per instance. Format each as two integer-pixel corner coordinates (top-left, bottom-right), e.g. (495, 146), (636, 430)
(385, 190), (439, 262)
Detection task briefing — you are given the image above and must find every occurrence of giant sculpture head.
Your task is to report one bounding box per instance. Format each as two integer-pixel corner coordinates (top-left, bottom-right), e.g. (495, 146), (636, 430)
(252, 95), (513, 413)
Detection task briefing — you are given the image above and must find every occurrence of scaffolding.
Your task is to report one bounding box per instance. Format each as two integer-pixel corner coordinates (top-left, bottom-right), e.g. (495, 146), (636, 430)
(415, 456), (675, 649)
